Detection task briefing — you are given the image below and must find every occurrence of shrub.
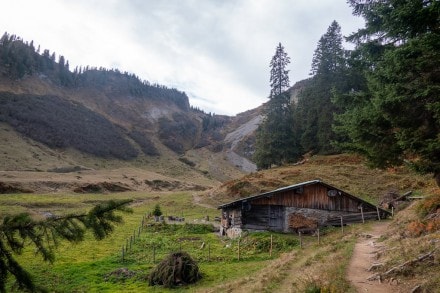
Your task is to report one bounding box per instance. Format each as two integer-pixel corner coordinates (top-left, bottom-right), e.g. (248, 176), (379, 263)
(407, 220), (426, 237)
(148, 251), (202, 287)
(416, 193), (440, 218)
(152, 204), (162, 217)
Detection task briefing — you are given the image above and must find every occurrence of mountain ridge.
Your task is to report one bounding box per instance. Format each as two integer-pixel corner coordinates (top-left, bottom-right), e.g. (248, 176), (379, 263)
(0, 32), (312, 191)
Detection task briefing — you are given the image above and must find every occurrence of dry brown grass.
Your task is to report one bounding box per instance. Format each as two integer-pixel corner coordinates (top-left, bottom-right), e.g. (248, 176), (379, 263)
(212, 154), (435, 205)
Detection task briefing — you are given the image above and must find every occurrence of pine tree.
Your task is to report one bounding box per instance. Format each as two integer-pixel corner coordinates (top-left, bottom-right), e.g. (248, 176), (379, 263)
(269, 43), (291, 97)
(295, 21), (348, 154)
(0, 200), (132, 292)
(335, 0), (440, 186)
(254, 43), (300, 169)
(311, 21), (345, 76)
(152, 204), (162, 217)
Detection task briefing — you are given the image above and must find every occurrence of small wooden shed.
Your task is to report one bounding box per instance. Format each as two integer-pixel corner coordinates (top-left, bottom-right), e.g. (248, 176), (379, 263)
(218, 180), (390, 235)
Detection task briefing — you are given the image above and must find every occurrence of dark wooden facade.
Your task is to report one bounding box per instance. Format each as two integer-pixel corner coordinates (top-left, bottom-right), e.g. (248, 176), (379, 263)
(219, 180), (390, 234)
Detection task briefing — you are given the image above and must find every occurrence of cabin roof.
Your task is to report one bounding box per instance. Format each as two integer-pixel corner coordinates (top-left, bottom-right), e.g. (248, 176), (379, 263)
(218, 179), (391, 215)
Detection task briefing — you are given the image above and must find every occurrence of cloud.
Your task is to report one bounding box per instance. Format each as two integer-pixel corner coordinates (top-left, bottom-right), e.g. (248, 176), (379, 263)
(0, 0), (364, 115)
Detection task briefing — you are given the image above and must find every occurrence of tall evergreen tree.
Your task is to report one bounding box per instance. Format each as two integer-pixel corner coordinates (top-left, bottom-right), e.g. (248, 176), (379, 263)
(295, 21), (347, 154)
(311, 21), (345, 76)
(269, 43), (291, 97)
(334, 0), (440, 186)
(254, 43), (300, 169)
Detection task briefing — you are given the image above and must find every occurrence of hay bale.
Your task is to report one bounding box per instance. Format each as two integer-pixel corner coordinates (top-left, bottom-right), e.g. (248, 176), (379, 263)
(148, 251), (202, 287)
(289, 213), (318, 230)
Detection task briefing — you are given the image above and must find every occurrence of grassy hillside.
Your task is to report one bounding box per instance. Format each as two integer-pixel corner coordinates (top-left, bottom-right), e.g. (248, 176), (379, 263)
(1, 154), (439, 292)
(210, 154), (435, 205)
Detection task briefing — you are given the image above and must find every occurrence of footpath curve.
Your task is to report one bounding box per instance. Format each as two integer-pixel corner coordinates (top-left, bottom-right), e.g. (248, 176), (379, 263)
(347, 221), (402, 292)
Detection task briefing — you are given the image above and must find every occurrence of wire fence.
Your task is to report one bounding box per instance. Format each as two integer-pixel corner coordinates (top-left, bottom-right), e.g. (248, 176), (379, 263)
(119, 213), (324, 264)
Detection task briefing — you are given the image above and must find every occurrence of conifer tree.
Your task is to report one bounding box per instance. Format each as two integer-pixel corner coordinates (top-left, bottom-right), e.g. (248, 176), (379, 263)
(295, 21), (347, 154)
(334, 0), (440, 186)
(254, 43), (300, 169)
(269, 43), (291, 97)
(0, 200), (132, 292)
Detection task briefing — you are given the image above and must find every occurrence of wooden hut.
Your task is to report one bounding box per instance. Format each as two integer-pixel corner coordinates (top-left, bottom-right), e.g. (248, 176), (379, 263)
(218, 180), (390, 235)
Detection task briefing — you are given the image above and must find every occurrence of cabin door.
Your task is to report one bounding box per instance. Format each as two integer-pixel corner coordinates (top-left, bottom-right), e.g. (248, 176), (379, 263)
(268, 205), (284, 231)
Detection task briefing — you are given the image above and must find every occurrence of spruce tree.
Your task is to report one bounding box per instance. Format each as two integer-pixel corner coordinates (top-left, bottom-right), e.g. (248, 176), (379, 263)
(269, 43), (291, 97)
(0, 200), (132, 292)
(254, 43), (300, 169)
(295, 21), (347, 154)
(334, 0), (440, 186)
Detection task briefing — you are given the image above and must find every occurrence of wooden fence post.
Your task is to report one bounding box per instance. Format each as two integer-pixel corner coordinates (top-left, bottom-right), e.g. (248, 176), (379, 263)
(270, 234), (273, 257)
(237, 238), (241, 261)
(299, 231), (302, 249)
(360, 206), (365, 224)
(340, 216), (344, 234)
(376, 207), (381, 221)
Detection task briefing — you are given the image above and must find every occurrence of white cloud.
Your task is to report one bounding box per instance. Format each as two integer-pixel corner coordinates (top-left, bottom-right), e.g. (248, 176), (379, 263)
(0, 0), (364, 115)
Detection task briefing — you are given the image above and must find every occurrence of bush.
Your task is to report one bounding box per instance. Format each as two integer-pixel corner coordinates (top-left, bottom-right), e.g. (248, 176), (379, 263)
(152, 204), (162, 217)
(416, 193), (440, 218)
(148, 251), (202, 287)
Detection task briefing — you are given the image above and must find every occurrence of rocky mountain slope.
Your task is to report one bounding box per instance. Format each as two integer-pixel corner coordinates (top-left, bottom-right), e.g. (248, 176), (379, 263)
(0, 33), (316, 193)
(0, 68), (266, 192)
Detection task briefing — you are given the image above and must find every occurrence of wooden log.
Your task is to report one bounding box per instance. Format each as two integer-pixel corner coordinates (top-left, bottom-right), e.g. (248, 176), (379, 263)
(381, 251), (434, 278)
(394, 191), (413, 202)
(368, 251), (435, 281)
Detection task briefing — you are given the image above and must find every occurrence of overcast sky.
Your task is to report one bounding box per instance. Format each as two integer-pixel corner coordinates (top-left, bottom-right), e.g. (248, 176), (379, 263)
(0, 0), (364, 115)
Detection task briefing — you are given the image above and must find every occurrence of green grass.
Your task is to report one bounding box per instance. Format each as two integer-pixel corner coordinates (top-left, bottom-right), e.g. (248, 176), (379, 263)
(7, 186), (426, 292)
(3, 191), (302, 292)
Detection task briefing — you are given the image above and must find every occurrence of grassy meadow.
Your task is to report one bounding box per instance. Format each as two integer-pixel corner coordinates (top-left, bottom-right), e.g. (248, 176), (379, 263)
(1, 189), (364, 292)
(3, 154), (439, 292)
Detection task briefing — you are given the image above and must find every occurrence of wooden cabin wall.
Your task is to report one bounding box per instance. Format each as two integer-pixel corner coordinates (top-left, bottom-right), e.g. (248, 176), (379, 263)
(251, 185), (373, 213)
(241, 205), (285, 232)
(221, 207), (242, 228)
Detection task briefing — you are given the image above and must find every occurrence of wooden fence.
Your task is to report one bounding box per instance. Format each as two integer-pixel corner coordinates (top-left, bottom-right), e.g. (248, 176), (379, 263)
(120, 210), (388, 263)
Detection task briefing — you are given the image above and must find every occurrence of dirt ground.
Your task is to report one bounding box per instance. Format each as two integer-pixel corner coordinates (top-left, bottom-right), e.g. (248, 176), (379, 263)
(347, 221), (404, 293)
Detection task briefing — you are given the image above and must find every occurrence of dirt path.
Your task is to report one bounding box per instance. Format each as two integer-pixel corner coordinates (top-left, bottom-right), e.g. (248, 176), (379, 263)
(347, 221), (398, 292)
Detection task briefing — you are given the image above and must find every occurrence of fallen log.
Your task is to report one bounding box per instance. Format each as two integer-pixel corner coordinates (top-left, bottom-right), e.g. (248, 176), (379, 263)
(367, 250), (435, 281)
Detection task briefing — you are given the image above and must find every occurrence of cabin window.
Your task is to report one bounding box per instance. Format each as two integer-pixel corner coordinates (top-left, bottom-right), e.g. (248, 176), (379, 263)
(327, 189), (338, 197)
